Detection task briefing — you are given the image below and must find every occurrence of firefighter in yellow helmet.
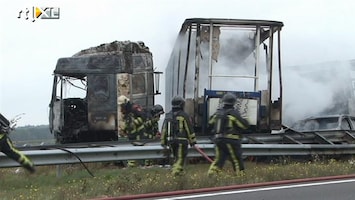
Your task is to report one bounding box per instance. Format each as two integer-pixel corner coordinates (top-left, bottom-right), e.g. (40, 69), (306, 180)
(161, 96), (196, 176)
(0, 113), (35, 173)
(118, 95), (146, 167)
(207, 93), (249, 176)
(118, 95), (146, 139)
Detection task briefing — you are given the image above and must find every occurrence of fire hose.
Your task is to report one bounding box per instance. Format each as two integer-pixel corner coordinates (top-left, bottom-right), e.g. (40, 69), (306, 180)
(194, 145), (213, 163)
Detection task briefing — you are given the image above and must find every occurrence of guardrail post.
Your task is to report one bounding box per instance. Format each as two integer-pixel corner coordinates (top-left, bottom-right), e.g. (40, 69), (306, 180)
(56, 165), (63, 177)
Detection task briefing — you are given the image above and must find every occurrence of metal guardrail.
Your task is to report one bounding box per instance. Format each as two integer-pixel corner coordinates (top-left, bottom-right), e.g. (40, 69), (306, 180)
(1, 143), (355, 168)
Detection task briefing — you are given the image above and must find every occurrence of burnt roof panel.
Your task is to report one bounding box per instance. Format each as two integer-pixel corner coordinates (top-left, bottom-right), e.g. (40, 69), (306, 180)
(54, 54), (127, 75)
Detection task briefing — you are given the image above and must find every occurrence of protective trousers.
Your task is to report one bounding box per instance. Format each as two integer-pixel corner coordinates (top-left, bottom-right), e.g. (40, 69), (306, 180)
(208, 138), (244, 176)
(0, 135), (35, 173)
(170, 139), (188, 176)
(127, 128), (145, 167)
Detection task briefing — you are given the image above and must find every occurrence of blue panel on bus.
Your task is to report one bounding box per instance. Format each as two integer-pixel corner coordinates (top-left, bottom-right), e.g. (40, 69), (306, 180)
(204, 89), (261, 99)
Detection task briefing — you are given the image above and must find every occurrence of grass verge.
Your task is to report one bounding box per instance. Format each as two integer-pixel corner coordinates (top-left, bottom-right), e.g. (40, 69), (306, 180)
(0, 157), (354, 200)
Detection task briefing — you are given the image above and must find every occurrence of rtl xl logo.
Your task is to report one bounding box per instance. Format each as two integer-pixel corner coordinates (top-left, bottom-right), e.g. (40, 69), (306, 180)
(18, 7), (60, 22)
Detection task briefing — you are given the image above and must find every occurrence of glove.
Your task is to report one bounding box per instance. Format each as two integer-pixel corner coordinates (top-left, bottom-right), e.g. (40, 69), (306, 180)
(190, 142), (196, 147)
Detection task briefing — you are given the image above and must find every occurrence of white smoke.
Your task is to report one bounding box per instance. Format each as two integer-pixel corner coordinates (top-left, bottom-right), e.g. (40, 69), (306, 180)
(282, 60), (352, 125)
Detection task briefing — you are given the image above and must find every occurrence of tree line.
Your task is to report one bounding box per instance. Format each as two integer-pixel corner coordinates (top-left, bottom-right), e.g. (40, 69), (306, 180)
(9, 125), (55, 145)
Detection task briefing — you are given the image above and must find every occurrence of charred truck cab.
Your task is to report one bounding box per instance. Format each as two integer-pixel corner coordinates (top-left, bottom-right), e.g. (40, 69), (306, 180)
(49, 41), (161, 143)
(165, 18), (284, 135)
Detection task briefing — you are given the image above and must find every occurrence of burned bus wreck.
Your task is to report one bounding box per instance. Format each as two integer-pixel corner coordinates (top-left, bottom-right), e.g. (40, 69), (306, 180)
(49, 41), (161, 144)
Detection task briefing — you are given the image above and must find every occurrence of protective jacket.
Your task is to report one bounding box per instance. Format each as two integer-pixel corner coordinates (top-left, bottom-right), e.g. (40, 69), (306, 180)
(208, 107), (249, 139)
(144, 113), (160, 139)
(122, 103), (146, 140)
(161, 108), (196, 146)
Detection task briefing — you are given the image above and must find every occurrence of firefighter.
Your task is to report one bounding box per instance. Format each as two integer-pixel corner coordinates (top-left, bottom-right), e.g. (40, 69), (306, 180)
(161, 96), (196, 176)
(141, 104), (165, 167)
(144, 104), (165, 139)
(0, 113), (35, 173)
(207, 93), (249, 176)
(118, 95), (146, 167)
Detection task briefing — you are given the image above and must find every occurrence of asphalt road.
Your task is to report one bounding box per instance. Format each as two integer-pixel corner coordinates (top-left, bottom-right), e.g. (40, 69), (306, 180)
(154, 179), (355, 200)
(92, 175), (355, 200)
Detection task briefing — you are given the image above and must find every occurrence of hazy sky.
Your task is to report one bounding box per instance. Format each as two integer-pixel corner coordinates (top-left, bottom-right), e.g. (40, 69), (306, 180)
(1, 0), (355, 126)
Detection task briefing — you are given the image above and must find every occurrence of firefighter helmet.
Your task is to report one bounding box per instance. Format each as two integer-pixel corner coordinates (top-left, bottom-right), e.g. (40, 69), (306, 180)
(152, 104), (164, 116)
(171, 96), (185, 109)
(222, 93), (236, 106)
(118, 95), (130, 105)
